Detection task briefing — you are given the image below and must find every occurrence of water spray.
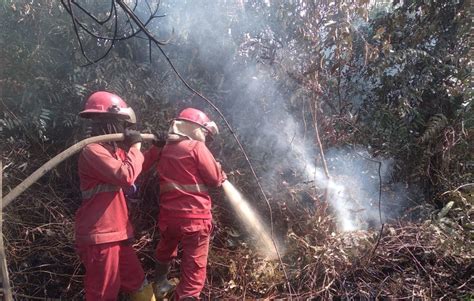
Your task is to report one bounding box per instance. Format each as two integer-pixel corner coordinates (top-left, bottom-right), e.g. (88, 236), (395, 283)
(60, 2), (295, 296)
(222, 180), (279, 259)
(111, 2), (294, 296)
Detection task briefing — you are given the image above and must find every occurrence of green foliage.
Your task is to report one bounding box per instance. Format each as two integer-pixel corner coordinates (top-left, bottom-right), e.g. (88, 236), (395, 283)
(420, 113), (448, 143)
(357, 0), (471, 193)
(0, 0), (471, 298)
(0, 1), (79, 146)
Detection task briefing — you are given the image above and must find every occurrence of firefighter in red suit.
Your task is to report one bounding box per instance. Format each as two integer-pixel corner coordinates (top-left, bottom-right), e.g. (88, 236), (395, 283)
(143, 108), (226, 300)
(75, 91), (156, 301)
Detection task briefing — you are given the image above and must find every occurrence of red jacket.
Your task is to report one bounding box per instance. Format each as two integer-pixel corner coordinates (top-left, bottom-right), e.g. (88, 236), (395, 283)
(75, 143), (144, 245)
(145, 140), (224, 220)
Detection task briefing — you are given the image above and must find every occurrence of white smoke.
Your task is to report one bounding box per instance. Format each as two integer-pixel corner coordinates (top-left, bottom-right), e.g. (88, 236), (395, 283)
(138, 1), (408, 231)
(300, 147), (399, 231)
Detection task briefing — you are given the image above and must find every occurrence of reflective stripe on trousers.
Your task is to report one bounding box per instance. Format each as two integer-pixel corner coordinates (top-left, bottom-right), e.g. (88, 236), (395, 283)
(81, 184), (121, 199)
(159, 183), (208, 194)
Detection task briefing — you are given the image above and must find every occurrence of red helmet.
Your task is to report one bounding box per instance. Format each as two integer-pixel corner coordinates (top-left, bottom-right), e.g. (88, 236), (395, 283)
(176, 108), (219, 136)
(79, 91), (136, 124)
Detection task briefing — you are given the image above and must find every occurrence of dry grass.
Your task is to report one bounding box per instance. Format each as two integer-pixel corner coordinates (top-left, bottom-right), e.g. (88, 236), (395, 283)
(3, 180), (472, 300)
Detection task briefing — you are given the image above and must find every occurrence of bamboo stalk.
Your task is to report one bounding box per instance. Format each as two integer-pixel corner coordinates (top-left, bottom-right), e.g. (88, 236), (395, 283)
(0, 161), (13, 300)
(2, 133), (156, 208)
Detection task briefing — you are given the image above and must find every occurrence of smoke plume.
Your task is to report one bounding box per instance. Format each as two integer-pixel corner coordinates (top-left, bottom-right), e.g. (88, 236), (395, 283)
(141, 0), (409, 231)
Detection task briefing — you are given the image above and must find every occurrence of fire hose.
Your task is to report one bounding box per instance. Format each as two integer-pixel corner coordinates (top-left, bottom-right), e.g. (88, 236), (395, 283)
(2, 133), (156, 208)
(0, 133), (155, 300)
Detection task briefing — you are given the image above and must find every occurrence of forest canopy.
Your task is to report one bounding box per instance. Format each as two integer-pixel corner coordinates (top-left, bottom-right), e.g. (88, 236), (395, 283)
(0, 0), (472, 299)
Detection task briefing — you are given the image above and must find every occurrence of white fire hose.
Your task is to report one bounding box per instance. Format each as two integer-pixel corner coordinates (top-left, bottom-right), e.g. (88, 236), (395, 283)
(2, 133), (156, 208)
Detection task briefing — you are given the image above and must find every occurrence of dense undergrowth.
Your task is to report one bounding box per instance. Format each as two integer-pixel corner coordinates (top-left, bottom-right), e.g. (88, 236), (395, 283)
(1, 0), (472, 299)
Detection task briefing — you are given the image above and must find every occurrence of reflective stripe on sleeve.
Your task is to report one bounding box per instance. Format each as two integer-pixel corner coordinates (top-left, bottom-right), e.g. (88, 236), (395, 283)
(159, 183), (208, 194)
(81, 184), (121, 199)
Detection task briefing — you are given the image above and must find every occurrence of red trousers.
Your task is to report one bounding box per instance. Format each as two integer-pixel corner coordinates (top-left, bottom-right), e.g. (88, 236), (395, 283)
(155, 218), (212, 300)
(76, 241), (145, 301)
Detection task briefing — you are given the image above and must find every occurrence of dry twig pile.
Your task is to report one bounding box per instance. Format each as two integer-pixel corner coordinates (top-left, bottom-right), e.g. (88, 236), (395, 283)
(3, 177), (472, 299)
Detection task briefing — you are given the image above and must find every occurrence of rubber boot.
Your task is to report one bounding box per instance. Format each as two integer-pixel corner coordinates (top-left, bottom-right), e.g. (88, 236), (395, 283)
(129, 282), (156, 301)
(154, 261), (175, 299)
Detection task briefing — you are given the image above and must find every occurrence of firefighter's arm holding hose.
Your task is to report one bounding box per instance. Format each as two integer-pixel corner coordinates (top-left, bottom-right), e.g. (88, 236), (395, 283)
(125, 130), (168, 199)
(141, 130), (167, 172)
(195, 141), (227, 188)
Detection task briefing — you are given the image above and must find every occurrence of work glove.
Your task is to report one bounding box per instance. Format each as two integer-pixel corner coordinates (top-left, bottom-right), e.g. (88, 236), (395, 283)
(152, 130), (168, 147)
(123, 128), (143, 147)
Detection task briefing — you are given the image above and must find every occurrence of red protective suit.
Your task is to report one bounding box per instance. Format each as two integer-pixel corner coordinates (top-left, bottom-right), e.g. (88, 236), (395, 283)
(157, 140), (224, 219)
(145, 140), (225, 300)
(75, 143), (145, 300)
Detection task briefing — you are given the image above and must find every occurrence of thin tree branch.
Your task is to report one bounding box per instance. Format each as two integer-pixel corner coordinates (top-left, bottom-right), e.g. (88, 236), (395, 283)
(353, 150), (384, 260)
(71, 0), (114, 25)
(114, 0), (294, 297)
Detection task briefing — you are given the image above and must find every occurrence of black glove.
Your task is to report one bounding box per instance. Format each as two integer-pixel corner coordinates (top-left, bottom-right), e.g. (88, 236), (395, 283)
(153, 130), (168, 147)
(123, 128), (142, 147)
